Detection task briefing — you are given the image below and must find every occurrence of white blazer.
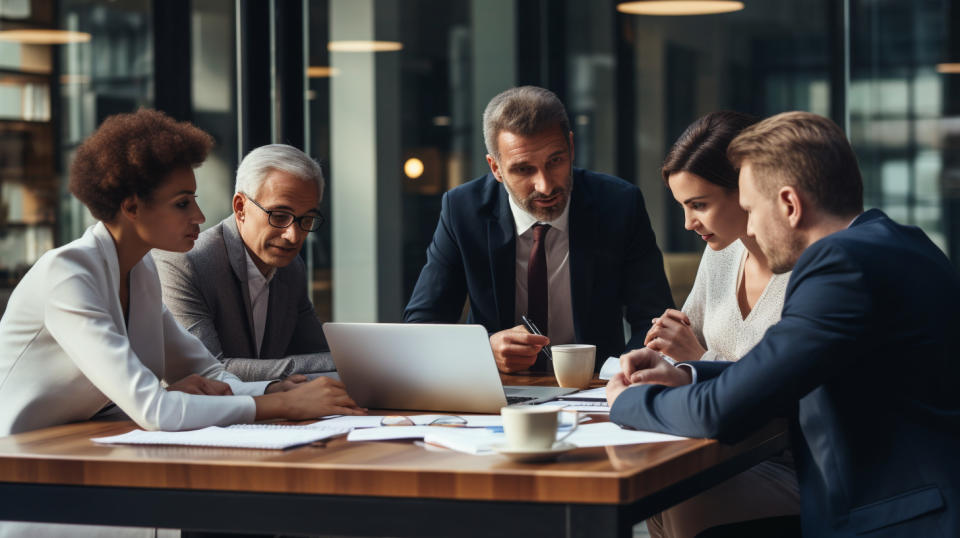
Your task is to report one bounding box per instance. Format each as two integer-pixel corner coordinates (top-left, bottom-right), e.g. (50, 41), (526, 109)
(0, 222), (270, 435)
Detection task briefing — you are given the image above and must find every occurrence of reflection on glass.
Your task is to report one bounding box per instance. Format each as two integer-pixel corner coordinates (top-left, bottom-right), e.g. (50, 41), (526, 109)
(57, 0), (153, 244)
(191, 0), (238, 227)
(628, 0), (834, 258)
(307, 0), (333, 323)
(849, 0), (952, 255)
(0, 0), (154, 315)
(0, 0), (59, 310)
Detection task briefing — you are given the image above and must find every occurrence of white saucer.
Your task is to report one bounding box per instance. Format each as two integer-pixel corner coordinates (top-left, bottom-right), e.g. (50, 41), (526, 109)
(491, 442), (577, 462)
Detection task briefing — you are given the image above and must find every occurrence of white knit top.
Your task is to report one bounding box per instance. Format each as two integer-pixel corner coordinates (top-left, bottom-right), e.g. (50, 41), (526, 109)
(683, 239), (791, 362)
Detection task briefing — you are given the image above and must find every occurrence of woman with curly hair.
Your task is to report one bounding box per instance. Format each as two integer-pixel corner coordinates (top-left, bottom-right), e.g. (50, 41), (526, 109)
(0, 109), (363, 438)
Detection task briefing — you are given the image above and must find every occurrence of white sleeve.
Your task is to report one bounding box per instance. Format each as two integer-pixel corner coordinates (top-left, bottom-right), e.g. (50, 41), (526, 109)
(681, 246), (711, 357)
(160, 305), (272, 396)
(676, 362), (698, 383)
(44, 262), (257, 431)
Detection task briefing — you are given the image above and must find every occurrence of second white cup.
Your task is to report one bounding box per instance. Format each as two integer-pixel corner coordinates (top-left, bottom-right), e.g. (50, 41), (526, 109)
(551, 344), (596, 388)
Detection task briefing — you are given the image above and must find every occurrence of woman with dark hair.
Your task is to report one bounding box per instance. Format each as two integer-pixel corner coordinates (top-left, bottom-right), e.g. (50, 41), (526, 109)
(640, 111), (800, 537)
(0, 109), (362, 439)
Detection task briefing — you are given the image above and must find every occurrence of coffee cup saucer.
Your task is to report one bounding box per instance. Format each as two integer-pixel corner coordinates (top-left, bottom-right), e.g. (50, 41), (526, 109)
(491, 441), (577, 462)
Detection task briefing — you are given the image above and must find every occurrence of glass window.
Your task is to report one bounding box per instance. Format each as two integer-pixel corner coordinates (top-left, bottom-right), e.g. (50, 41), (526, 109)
(624, 0), (835, 255)
(307, 0), (333, 323)
(5, 0), (960, 320)
(0, 0), (153, 310)
(849, 0), (953, 254)
(57, 0), (153, 241)
(308, 0), (496, 322)
(191, 0), (238, 227)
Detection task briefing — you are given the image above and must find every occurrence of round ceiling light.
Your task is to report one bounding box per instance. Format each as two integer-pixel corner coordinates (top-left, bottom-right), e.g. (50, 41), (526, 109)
(328, 40), (403, 53)
(0, 29), (91, 44)
(617, 1), (744, 16)
(307, 66), (340, 78)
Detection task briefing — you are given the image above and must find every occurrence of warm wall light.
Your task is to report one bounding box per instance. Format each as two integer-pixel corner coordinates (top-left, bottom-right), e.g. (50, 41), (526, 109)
(0, 29), (91, 44)
(404, 158), (424, 179)
(60, 74), (91, 85)
(617, 1), (744, 15)
(936, 63), (960, 74)
(307, 66), (340, 78)
(328, 40), (403, 53)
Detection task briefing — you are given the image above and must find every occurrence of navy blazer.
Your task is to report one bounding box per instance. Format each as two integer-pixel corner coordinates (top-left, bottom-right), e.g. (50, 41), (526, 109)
(611, 209), (960, 537)
(403, 168), (674, 363)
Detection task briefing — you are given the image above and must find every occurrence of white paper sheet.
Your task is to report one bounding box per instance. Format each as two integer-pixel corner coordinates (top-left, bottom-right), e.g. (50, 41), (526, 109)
(92, 424), (350, 450)
(565, 386), (608, 399)
(347, 426), (439, 441)
(320, 414), (503, 430)
(537, 401), (610, 413)
(426, 423), (688, 454)
(598, 356), (621, 380)
(533, 386), (610, 412)
(348, 422), (688, 454)
(424, 428), (501, 455)
(310, 416), (386, 429)
(565, 422), (689, 446)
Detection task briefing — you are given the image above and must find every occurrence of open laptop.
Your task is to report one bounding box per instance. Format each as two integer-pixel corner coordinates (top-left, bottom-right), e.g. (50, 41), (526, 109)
(323, 322), (578, 413)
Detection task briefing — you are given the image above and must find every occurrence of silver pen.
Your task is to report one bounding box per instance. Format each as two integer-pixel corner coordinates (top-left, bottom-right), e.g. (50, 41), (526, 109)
(520, 315), (553, 361)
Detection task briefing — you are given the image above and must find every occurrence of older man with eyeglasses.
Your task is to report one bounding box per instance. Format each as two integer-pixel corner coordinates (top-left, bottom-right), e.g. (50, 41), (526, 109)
(156, 144), (339, 390)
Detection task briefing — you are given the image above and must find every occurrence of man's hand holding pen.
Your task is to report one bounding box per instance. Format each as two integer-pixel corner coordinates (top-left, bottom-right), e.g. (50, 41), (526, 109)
(489, 325), (550, 373)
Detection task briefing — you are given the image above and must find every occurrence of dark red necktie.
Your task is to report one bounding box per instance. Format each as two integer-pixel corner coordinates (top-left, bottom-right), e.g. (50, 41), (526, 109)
(528, 223), (550, 371)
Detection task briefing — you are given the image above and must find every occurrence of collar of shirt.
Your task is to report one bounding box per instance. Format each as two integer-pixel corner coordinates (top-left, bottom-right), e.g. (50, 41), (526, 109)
(847, 211), (866, 228)
(243, 248), (276, 288)
(506, 191), (571, 236)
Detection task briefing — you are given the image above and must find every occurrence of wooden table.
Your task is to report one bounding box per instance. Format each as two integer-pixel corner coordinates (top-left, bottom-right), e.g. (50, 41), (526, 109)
(0, 374), (788, 537)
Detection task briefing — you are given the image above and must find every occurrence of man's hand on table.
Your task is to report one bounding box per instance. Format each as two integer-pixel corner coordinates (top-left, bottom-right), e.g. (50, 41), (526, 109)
(606, 348), (693, 407)
(166, 374), (233, 395)
(489, 325), (549, 373)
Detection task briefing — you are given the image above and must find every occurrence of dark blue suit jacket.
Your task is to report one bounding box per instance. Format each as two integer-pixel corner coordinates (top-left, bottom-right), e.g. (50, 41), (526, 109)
(611, 209), (960, 537)
(403, 168), (674, 362)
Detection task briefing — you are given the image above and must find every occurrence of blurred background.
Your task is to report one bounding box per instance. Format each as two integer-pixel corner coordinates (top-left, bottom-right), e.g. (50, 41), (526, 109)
(0, 0), (957, 318)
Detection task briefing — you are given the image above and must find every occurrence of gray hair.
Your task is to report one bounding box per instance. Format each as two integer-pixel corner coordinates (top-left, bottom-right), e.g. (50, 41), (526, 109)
(482, 86), (571, 160)
(235, 144), (325, 202)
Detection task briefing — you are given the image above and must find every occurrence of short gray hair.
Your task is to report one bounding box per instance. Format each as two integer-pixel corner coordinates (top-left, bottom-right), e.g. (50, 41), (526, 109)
(482, 86), (571, 160)
(235, 144), (325, 202)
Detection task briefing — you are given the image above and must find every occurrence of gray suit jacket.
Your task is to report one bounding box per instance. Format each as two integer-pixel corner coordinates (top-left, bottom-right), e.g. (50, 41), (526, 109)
(154, 215), (333, 381)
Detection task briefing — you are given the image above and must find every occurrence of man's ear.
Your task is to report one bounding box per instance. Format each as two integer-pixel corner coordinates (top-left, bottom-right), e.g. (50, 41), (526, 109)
(232, 192), (246, 221)
(778, 186), (803, 228)
(567, 130), (575, 162)
(486, 154), (503, 183)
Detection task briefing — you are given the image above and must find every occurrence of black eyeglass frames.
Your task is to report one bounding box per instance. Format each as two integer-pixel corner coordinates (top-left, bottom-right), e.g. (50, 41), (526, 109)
(243, 194), (325, 232)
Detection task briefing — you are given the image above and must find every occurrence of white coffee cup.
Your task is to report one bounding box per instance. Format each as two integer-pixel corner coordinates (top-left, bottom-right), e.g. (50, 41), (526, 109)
(500, 407), (579, 450)
(551, 344), (596, 388)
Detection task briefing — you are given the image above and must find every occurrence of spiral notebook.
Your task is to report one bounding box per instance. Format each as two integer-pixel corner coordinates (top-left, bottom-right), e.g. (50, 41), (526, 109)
(92, 423), (351, 450)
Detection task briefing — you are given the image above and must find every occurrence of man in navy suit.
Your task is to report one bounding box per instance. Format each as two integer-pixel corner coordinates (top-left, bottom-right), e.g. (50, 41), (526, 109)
(607, 111), (960, 536)
(404, 86), (673, 373)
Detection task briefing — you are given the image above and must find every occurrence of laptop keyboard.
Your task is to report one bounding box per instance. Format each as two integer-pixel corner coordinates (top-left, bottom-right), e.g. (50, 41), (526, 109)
(506, 395), (537, 405)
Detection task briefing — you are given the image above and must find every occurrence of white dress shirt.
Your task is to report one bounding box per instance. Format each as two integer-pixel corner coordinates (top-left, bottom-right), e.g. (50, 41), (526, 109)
(507, 195), (576, 345)
(244, 249), (275, 356)
(0, 222), (270, 436)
